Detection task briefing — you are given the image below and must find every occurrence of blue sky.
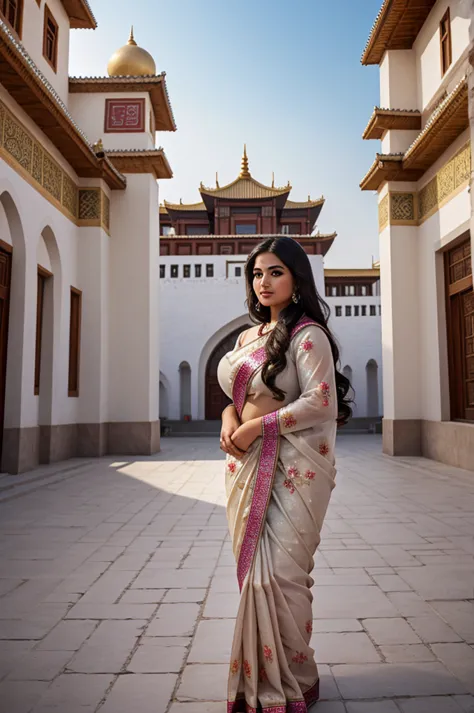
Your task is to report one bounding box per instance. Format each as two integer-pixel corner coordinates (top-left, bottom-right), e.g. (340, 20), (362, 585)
(69, 1), (383, 268)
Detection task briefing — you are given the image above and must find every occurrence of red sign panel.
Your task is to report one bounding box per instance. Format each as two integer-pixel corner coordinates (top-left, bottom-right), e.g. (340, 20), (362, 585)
(104, 98), (145, 133)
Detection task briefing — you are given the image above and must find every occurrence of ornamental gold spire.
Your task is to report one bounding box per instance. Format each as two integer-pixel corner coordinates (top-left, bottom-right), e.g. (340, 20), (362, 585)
(239, 144), (251, 179)
(128, 26), (136, 46)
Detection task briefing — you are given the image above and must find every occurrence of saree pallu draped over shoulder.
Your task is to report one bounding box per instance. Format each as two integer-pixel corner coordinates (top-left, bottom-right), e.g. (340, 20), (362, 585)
(224, 317), (338, 712)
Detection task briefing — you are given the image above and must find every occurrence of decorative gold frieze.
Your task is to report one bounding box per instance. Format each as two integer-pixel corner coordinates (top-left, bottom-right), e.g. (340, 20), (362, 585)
(379, 141), (471, 231)
(4, 112), (33, 172)
(43, 154), (62, 203)
(0, 100), (110, 232)
(378, 194), (389, 231)
(391, 192), (415, 223)
(79, 189), (101, 220)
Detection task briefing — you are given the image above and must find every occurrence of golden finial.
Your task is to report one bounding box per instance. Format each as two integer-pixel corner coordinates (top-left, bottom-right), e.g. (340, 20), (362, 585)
(272, 172), (275, 188)
(240, 144), (251, 179)
(128, 25), (137, 46)
(180, 198), (183, 204)
(92, 138), (104, 153)
(308, 194), (311, 202)
(216, 172), (219, 188)
(287, 180), (290, 187)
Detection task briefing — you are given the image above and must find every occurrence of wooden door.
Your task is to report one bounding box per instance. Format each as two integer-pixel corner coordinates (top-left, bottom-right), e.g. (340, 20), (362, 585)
(445, 236), (474, 421)
(0, 246), (12, 464)
(205, 326), (249, 420)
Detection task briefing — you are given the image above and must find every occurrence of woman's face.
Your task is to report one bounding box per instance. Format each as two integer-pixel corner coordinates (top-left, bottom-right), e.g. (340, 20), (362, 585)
(252, 252), (294, 314)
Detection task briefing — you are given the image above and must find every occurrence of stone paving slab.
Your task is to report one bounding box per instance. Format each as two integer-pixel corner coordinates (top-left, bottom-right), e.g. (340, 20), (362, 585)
(0, 435), (473, 713)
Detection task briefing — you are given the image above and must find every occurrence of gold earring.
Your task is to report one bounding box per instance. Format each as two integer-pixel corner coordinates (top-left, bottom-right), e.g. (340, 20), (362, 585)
(292, 291), (299, 303)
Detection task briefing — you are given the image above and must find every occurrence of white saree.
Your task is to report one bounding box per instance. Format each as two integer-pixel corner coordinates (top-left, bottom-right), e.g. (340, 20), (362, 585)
(217, 317), (338, 713)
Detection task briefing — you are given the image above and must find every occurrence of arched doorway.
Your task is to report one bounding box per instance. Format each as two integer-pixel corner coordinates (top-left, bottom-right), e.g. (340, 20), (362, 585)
(0, 190), (26, 469)
(366, 359), (379, 417)
(205, 326), (244, 420)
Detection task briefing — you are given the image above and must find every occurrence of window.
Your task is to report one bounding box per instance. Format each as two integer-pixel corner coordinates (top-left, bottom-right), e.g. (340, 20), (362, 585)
(331, 286), (337, 296)
(195, 264), (201, 278)
(68, 288), (82, 397)
(370, 305), (376, 316)
(361, 285), (367, 296)
(34, 269), (49, 395)
(183, 265), (191, 278)
(236, 224), (256, 234)
(186, 226), (208, 235)
(1, 0), (23, 36)
(335, 306), (342, 317)
(235, 266), (242, 277)
(160, 265), (165, 278)
(344, 285), (350, 296)
(281, 225), (290, 235)
(345, 306), (352, 317)
(379, 305), (382, 315)
(361, 305), (367, 316)
(206, 264), (214, 277)
(171, 265), (178, 278)
(440, 8), (452, 76)
(162, 226), (173, 236)
(354, 305), (360, 317)
(43, 5), (59, 72)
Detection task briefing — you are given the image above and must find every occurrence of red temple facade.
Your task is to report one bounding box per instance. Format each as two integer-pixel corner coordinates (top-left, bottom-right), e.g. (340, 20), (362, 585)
(159, 147), (336, 256)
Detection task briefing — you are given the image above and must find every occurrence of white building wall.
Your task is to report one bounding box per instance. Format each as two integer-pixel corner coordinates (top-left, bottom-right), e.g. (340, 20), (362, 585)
(414, 0), (470, 111)
(159, 255), (381, 421)
(69, 93), (156, 150)
(327, 297), (383, 418)
(21, 0), (71, 105)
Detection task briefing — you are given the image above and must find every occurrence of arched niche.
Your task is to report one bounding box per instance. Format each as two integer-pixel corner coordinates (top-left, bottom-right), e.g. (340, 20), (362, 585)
(366, 359), (379, 417)
(179, 361), (191, 419)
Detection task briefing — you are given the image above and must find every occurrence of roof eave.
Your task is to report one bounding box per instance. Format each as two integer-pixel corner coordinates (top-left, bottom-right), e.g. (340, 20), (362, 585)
(61, 0), (97, 29)
(0, 21), (125, 189)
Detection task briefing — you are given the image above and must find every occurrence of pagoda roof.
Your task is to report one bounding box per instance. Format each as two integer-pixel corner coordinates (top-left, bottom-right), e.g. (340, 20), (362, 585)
(0, 19), (125, 189)
(199, 145), (291, 205)
(361, 77), (468, 189)
(69, 74), (176, 132)
(200, 176), (290, 200)
(164, 200), (206, 212)
(61, 0), (97, 29)
(362, 0), (437, 65)
(284, 197), (324, 209)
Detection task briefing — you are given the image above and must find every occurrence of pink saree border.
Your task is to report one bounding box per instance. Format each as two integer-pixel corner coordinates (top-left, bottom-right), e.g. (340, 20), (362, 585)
(227, 677), (319, 712)
(236, 411), (280, 591)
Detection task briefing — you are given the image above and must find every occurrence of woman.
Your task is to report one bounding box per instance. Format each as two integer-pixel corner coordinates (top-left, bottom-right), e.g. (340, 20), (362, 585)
(217, 236), (352, 712)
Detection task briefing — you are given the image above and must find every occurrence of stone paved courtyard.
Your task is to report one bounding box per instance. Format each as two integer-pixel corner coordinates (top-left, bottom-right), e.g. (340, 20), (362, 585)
(0, 434), (473, 713)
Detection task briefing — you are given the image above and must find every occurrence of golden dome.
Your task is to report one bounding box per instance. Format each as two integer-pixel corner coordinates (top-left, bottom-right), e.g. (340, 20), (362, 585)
(107, 27), (156, 77)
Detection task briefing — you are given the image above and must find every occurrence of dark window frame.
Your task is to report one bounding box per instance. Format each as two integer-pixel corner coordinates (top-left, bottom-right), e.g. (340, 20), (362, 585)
(195, 264), (202, 278)
(440, 7), (452, 76)
(68, 287), (82, 397)
(1, 0), (23, 37)
(335, 306), (342, 317)
(170, 264), (178, 278)
(160, 265), (165, 278)
(183, 264), (191, 278)
(206, 264), (214, 277)
(43, 4), (59, 72)
(34, 266), (52, 395)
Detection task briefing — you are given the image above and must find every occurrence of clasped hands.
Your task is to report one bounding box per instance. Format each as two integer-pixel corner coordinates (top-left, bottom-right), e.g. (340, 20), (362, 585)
(220, 405), (262, 459)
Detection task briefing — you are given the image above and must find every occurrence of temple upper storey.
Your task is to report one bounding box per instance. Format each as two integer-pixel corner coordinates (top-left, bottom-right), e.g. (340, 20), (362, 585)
(160, 146), (331, 253)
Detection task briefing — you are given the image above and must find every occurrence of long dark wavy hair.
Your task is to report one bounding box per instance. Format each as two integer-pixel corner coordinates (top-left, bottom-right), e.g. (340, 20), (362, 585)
(245, 237), (353, 426)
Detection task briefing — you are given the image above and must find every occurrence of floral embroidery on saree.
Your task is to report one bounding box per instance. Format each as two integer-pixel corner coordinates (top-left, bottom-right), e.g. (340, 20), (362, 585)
(227, 459), (238, 475)
(305, 620), (313, 634)
(318, 441), (329, 456)
(281, 411), (297, 429)
(230, 659), (240, 674)
(263, 644), (273, 662)
(300, 338), (313, 352)
(243, 659), (252, 679)
(292, 651), (308, 664)
(258, 666), (268, 682)
(319, 381), (330, 407)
